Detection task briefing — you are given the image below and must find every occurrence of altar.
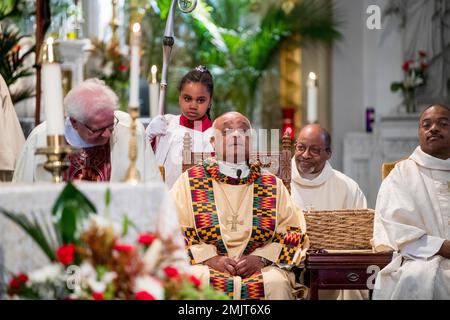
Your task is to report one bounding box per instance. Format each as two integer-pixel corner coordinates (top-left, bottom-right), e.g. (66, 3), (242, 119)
(0, 182), (187, 282)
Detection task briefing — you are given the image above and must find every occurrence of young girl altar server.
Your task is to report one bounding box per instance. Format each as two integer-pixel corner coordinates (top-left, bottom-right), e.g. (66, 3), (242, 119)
(146, 66), (215, 187)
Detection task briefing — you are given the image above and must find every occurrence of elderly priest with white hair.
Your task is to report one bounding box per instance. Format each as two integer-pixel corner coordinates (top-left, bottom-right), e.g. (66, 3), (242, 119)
(13, 78), (160, 182)
(373, 104), (450, 299)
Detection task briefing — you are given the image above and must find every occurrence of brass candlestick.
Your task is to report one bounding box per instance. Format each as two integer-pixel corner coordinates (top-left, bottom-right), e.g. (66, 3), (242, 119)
(35, 136), (77, 183)
(123, 107), (140, 184)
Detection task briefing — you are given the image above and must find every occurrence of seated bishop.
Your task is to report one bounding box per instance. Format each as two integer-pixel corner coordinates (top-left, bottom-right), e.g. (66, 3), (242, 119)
(170, 111), (309, 300)
(13, 78), (160, 183)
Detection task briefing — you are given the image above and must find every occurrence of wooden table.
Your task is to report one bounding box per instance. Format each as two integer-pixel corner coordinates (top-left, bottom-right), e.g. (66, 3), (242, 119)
(304, 250), (393, 300)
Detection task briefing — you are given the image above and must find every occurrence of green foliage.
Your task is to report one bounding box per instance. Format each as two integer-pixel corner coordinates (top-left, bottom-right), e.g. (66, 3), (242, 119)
(144, 0), (341, 118)
(52, 182), (97, 244)
(0, 182), (96, 264)
(0, 24), (35, 104)
(0, 208), (58, 261)
(0, 0), (21, 21)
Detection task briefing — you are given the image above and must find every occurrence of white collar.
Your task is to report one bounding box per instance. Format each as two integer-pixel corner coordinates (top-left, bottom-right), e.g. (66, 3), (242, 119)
(64, 117), (98, 148)
(410, 146), (450, 171)
(291, 157), (334, 187)
(217, 160), (250, 179)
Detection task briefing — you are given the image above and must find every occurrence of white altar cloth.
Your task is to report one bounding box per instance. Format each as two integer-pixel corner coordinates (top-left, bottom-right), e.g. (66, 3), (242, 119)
(0, 182), (188, 280)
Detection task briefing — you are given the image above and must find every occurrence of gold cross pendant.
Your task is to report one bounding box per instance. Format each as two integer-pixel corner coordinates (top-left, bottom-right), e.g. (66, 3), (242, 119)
(227, 214), (244, 232)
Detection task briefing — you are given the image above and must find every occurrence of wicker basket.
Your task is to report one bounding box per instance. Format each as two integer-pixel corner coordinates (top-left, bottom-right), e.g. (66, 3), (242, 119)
(304, 209), (374, 250)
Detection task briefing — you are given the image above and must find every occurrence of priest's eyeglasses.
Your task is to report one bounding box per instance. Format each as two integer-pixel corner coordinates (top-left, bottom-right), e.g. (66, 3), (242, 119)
(295, 144), (323, 157)
(81, 116), (119, 136)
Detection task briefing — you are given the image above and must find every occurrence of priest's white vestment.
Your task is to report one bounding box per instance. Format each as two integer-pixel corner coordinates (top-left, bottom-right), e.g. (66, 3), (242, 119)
(291, 158), (368, 300)
(373, 147), (450, 299)
(13, 110), (160, 182)
(0, 74), (25, 181)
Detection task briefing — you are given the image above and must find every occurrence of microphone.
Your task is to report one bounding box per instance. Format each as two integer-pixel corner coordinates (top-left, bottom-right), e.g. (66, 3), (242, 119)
(236, 169), (242, 179)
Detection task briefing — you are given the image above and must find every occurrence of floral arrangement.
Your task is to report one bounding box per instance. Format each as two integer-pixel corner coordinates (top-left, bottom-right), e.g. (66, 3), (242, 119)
(391, 51), (428, 113)
(88, 39), (130, 111)
(1, 183), (228, 300)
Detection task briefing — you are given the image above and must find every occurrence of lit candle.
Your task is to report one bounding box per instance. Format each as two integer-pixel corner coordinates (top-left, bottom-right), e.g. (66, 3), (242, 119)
(41, 37), (65, 135)
(148, 65), (160, 119)
(307, 72), (318, 124)
(129, 22), (141, 108)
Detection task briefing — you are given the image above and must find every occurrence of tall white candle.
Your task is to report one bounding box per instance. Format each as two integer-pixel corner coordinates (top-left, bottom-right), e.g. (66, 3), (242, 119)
(149, 65), (160, 119)
(307, 72), (318, 124)
(42, 37), (65, 135)
(129, 22), (141, 108)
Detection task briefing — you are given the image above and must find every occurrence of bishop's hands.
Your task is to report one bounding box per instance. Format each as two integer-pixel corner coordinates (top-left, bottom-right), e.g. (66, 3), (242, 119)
(205, 256), (238, 275)
(146, 115), (168, 141)
(205, 255), (267, 278)
(235, 255), (265, 278)
(437, 240), (450, 259)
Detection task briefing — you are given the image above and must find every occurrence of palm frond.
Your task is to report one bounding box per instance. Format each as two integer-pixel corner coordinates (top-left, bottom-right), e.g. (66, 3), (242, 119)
(0, 24), (35, 104)
(0, 208), (57, 262)
(52, 182), (97, 245)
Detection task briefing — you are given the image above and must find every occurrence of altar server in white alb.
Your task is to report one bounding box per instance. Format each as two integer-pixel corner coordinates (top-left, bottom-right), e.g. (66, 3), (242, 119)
(373, 104), (450, 300)
(290, 124), (368, 300)
(13, 78), (160, 182)
(146, 66), (215, 188)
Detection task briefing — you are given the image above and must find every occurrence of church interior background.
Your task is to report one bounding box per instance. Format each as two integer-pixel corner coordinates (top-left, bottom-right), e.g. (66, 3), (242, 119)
(1, 0), (449, 207)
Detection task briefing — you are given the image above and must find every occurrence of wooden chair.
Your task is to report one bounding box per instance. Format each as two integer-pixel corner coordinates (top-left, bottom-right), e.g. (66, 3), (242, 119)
(181, 132), (293, 191)
(381, 158), (406, 180)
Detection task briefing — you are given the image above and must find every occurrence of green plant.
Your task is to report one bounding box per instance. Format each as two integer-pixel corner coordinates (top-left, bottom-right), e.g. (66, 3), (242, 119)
(0, 182), (96, 262)
(141, 0), (341, 119)
(0, 183), (228, 300)
(0, 24), (35, 104)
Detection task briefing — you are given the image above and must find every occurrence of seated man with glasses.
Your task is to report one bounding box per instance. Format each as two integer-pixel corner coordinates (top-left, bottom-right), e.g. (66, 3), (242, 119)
(290, 123), (367, 300)
(13, 78), (160, 182)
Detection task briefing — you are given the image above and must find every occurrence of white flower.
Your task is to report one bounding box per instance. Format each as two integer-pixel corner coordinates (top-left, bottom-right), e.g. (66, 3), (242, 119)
(28, 263), (64, 284)
(103, 61), (114, 77)
(415, 78), (424, 86)
(83, 215), (121, 237)
(134, 276), (165, 300)
(79, 262), (116, 293)
(142, 239), (163, 274)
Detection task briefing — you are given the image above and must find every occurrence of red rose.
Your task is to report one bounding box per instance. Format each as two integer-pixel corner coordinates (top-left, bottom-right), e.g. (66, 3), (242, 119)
(17, 273), (29, 283)
(138, 233), (156, 246)
(92, 292), (105, 300)
(420, 62), (428, 70)
(135, 291), (156, 300)
(9, 277), (21, 290)
(402, 60), (413, 72)
(113, 243), (135, 253)
(118, 64), (128, 72)
(188, 275), (201, 288)
(9, 273), (28, 290)
(56, 244), (76, 266)
(163, 266), (180, 279)
(419, 51), (427, 58)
